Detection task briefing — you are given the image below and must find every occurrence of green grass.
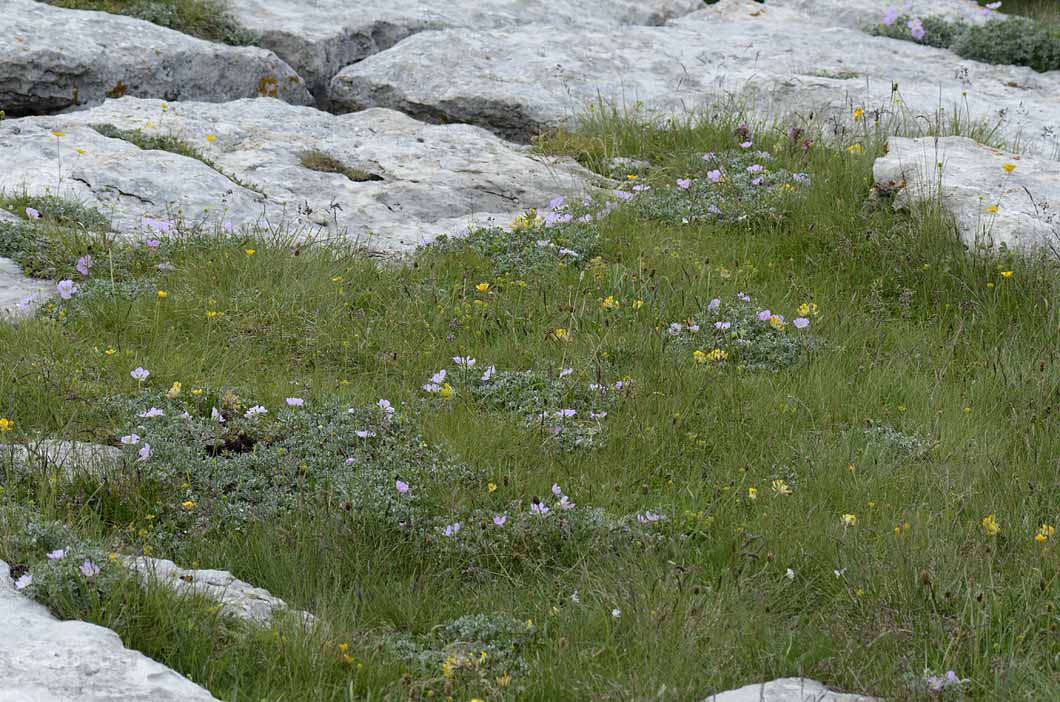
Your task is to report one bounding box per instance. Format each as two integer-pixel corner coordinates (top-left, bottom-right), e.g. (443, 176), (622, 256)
(46, 0), (257, 46)
(299, 150), (384, 183)
(2, 110), (1060, 702)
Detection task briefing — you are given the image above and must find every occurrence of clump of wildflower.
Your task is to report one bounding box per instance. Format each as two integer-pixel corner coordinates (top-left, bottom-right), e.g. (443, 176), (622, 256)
(981, 513), (1000, 537)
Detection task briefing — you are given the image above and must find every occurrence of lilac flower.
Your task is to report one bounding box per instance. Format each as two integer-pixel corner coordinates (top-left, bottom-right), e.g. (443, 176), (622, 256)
(552, 483), (564, 497)
(79, 560), (100, 577)
(708, 298), (721, 311)
(577, 214), (593, 223)
(57, 279), (77, 300)
(793, 317), (810, 329)
(589, 411), (607, 420)
(702, 152), (716, 161)
(882, 7), (899, 25)
(676, 178), (692, 190)
(345, 457), (355, 465)
(453, 356), (476, 368)
(355, 430), (375, 438)
(120, 434), (140, 445)
(707, 205), (721, 215)
(442, 522), (462, 537)
(714, 321), (731, 330)
(142, 217), (174, 233)
(614, 379), (631, 391)
(46, 548), (66, 560)
(396, 479), (409, 494)
(145, 239), (161, 248)
(137, 443), (152, 462)
(493, 514), (508, 526)
(137, 407), (164, 418)
(481, 365), (496, 382)
(531, 501), (550, 516)
(688, 324), (700, 333)
(668, 322), (684, 336)
(706, 169), (723, 183)
(223, 221), (235, 233)
(431, 369), (447, 384)
(211, 407), (225, 423)
(25, 207), (41, 219)
(130, 367), (150, 382)
(557, 495), (575, 510)
(548, 425), (563, 436)
(737, 291), (751, 302)
(14, 573), (32, 590)
(747, 164), (764, 173)
(560, 367), (573, 378)
(588, 383), (604, 392)
(793, 172), (810, 182)
(614, 190), (634, 201)
(637, 511), (663, 523)
(547, 195), (566, 210)
(244, 405), (267, 419)
(556, 409), (576, 418)
(632, 184), (650, 192)
(751, 177), (764, 186)
(756, 310), (772, 321)
(908, 17), (925, 40)
(286, 397), (305, 407)
(377, 399), (395, 416)
(76, 255), (93, 276)
(739, 141), (753, 149)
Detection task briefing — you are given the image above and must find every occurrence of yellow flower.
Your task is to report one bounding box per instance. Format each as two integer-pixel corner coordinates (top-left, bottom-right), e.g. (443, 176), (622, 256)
(551, 327), (570, 341)
(1002, 162), (1016, 172)
(1000, 271), (1013, 278)
(693, 350), (708, 364)
(206, 134), (217, 142)
(626, 174), (638, 181)
(985, 205), (999, 214)
(244, 248), (256, 256)
(0, 418), (13, 433)
(475, 282), (490, 292)
(981, 513), (1000, 537)
(847, 143), (865, 154)
(51, 130), (65, 138)
(337, 642), (350, 652)
(797, 302), (818, 317)
(1035, 524), (1055, 542)
(747, 487), (758, 501)
(894, 521), (911, 536)
(439, 383), (454, 401)
(771, 479), (792, 496)
(632, 299), (644, 310)
(181, 500), (195, 510)
(768, 314), (786, 331)
(165, 381), (182, 399)
(206, 310), (223, 318)
(156, 290), (168, 299)
(601, 295), (619, 310)
(853, 107), (865, 121)
(105, 346), (117, 356)
(331, 275), (344, 283)
(706, 348), (728, 362)
(840, 513), (858, 527)
(487, 482), (497, 493)
(75, 148), (87, 155)
(191, 388), (203, 396)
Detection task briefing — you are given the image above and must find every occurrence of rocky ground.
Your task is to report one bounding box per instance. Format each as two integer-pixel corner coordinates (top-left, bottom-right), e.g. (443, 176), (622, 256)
(1, 0), (1058, 700)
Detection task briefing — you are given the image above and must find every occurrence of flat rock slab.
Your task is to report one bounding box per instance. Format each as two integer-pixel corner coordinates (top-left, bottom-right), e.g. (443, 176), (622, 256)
(225, 0), (703, 103)
(874, 136), (1059, 253)
(0, 560), (220, 702)
(704, 677), (877, 701)
(0, 97), (593, 254)
(330, 0), (1060, 152)
(0, 0), (312, 117)
(126, 556), (315, 628)
(3, 440), (124, 478)
(0, 257), (48, 321)
(766, 0), (994, 29)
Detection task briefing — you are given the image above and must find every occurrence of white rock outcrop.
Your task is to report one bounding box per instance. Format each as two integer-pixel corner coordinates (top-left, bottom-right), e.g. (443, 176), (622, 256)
(0, 0), (312, 116)
(125, 556), (315, 627)
(3, 440), (124, 477)
(704, 677), (877, 701)
(0, 97), (593, 254)
(0, 560), (220, 702)
(224, 0), (704, 103)
(874, 136), (1059, 253)
(0, 257), (48, 321)
(329, 0), (1060, 151)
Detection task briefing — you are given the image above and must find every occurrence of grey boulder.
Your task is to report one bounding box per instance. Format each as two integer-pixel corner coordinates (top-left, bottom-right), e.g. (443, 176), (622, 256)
(0, 560), (220, 702)
(0, 0), (312, 116)
(0, 256), (49, 321)
(704, 677), (877, 701)
(874, 136), (1060, 253)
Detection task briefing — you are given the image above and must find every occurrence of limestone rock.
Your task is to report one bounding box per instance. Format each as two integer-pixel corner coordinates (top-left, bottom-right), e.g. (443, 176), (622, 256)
(330, 0), (1060, 152)
(125, 556), (315, 628)
(704, 678), (877, 701)
(765, 0), (994, 30)
(3, 440), (124, 478)
(0, 97), (592, 254)
(224, 0), (704, 103)
(0, 0), (312, 117)
(0, 560), (220, 702)
(0, 257), (48, 321)
(874, 136), (1059, 253)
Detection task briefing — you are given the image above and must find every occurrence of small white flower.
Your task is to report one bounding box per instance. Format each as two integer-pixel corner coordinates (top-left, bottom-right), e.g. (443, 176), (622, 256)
(611, 608), (621, 619)
(119, 434), (140, 445)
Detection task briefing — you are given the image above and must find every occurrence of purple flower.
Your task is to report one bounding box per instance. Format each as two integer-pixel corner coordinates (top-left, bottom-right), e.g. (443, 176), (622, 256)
(908, 17), (925, 40)
(556, 409), (576, 418)
(244, 405), (267, 419)
(442, 522), (462, 537)
(130, 367), (150, 382)
(453, 356), (476, 368)
(793, 317), (810, 329)
(757, 310), (772, 321)
(637, 511), (663, 523)
(577, 214), (593, 223)
(137, 407), (164, 418)
(355, 430), (375, 438)
(493, 514), (508, 526)
(377, 399), (395, 416)
(396, 479), (409, 494)
(668, 322), (684, 336)
(706, 169), (723, 183)
(430, 369), (447, 385)
(547, 195), (566, 210)
(481, 365), (496, 382)
(589, 411), (607, 420)
(142, 217), (174, 233)
(145, 239), (161, 249)
(211, 407), (225, 423)
(739, 141), (753, 149)
(46, 548), (66, 560)
(345, 457), (355, 465)
(57, 279), (77, 300)
(632, 184), (650, 192)
(560, 367), (573, 378)
(737, 291), (751, 302)
(25, 207), (41, 220)
(223, 221), (235, 233)
(747, 164), (764, 174)
(708, 298), (721, 311)
(76, 255), (93, 276)
(531, 501), (550, 516)
(137, 443), (152, 462)
(751, 177), (764, 186)
(120, 434), (140, 445)
(286, 397), (305, 407)
(676, 178), (692, 190)
(79, 560), (100, 578)
(882, 7), (899, 25)
(557, 495), (575, 510)
(551, 483), (564, 497)
(614, 190), (634, 201)
(702, 152), (716, 162)
(714, 321), (731, 330)
(14, 573), (32, 590)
